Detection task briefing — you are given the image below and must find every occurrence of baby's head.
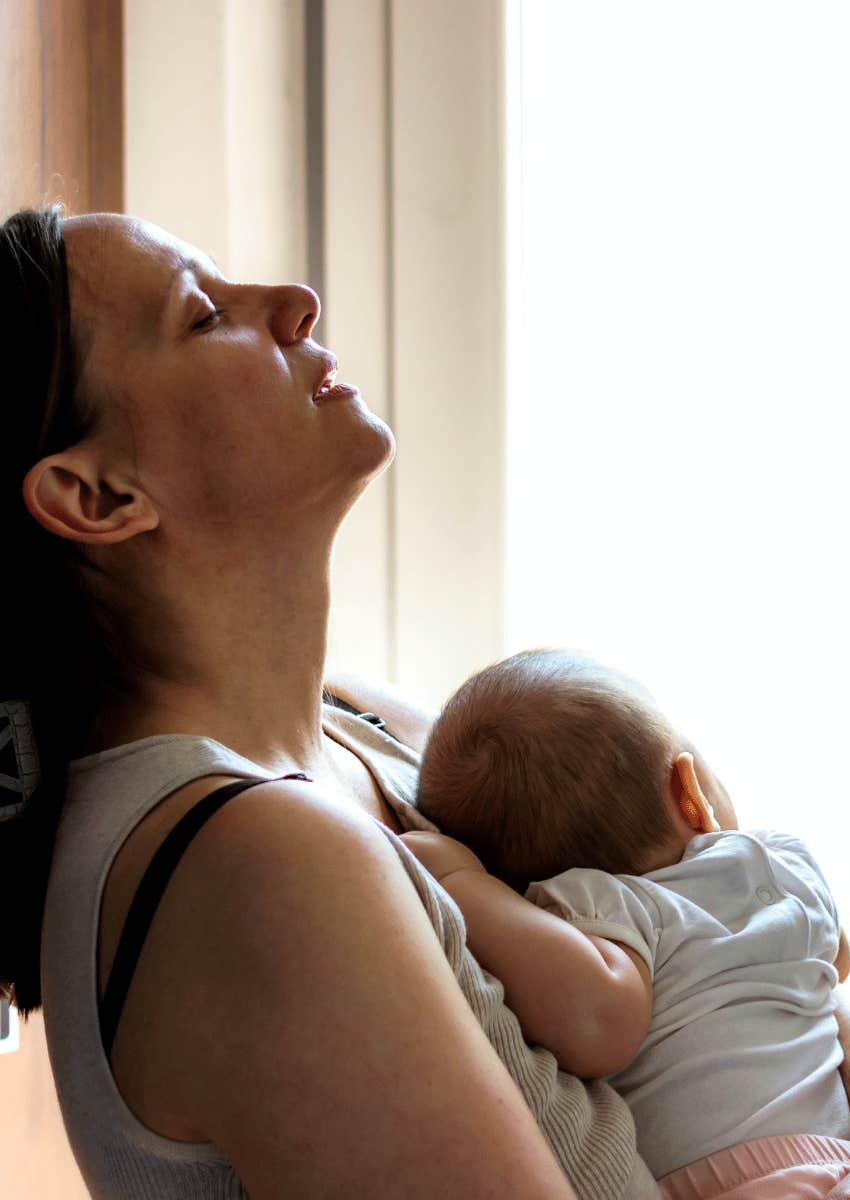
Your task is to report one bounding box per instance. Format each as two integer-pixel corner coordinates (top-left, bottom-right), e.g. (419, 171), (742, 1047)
(416, 649), (735, 893)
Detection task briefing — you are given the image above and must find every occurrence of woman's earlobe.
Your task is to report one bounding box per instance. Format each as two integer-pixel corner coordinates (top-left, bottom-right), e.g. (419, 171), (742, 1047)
(21, 454), (159, 544)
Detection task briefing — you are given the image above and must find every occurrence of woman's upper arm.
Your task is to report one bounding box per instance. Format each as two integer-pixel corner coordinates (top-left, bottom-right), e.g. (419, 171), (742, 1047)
(166, 781), (576, 1200)
(323, 670), (438, 753)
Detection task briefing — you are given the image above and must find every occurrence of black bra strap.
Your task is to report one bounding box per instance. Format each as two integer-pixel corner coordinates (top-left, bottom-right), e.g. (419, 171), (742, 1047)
(325, 692), (391, 735)
(99, 773), (311, 1061)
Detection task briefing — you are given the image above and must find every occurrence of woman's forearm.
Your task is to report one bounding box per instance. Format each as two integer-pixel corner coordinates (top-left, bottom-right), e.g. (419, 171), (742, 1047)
(439, 868), (650, 1077)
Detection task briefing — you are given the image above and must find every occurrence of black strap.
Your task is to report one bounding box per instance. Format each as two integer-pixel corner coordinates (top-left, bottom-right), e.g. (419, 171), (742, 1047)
(324, 692), (389, 733)
(99, 774), (311, 1061)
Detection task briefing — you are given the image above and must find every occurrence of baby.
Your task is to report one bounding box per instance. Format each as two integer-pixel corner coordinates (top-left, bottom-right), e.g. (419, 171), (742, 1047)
(400, 648), (850, 1184)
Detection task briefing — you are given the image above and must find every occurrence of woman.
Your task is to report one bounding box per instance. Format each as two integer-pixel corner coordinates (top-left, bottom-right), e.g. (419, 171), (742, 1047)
(0, 206), (659, 1198)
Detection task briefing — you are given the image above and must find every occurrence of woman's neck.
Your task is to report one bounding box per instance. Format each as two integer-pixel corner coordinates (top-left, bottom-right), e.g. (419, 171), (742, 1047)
(85, 542), (337, 776)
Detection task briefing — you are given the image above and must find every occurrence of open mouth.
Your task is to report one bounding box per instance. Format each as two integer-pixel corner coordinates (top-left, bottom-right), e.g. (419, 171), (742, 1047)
(313, 365), (338, 398)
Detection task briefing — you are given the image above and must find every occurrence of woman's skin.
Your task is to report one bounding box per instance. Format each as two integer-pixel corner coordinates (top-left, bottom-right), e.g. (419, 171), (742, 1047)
(22, 215), (580, 1199)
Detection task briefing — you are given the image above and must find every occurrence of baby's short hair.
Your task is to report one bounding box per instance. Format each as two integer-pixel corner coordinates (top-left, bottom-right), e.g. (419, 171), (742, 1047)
(416, 649), (677, 891)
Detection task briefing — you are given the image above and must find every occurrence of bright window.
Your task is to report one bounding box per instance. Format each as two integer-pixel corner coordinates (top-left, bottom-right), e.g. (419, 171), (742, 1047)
(507, 2), (850, 915)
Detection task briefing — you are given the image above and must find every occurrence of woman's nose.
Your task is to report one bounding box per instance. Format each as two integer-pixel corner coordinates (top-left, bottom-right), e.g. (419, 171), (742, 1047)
(268, 283), (321, 344)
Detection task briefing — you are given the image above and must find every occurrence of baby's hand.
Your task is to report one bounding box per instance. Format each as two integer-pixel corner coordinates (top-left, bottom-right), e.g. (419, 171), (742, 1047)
(399, 831), (487, 883)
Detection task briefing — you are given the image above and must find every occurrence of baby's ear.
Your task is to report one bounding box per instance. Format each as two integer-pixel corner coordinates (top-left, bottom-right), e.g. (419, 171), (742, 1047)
(670, 752), (720, 834)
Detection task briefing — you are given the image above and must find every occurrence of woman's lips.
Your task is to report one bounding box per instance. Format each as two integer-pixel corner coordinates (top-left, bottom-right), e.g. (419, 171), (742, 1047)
(313, 382), (360, 404)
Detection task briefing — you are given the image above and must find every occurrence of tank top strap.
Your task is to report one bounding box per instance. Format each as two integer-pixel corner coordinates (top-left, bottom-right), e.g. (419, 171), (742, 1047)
(324, 692), (392, 735)
(99, 773), (312, 1061)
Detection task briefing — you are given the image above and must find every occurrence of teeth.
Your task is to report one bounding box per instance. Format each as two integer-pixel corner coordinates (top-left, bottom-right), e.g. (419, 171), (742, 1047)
(314, 365), (338, 398)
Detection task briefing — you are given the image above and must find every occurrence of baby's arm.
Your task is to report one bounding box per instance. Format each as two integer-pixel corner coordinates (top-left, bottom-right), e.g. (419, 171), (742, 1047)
(400, 832), (653, 1079)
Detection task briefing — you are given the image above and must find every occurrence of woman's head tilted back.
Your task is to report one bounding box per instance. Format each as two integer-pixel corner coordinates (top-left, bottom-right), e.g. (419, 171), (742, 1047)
(416, 649), (679, 892)
(1, 209), (395, 1016)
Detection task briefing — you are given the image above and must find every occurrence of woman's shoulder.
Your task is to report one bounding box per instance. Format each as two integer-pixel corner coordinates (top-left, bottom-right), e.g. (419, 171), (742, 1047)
(182, 774), (467, 974)
(108, 776), (423, 1122)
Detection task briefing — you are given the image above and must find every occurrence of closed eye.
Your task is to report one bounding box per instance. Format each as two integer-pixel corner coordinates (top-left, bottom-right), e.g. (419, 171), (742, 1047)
(192, 308), (225, 332)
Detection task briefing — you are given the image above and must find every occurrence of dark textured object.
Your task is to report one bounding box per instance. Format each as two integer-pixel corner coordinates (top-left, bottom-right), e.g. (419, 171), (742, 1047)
(0, 699), (40, 822)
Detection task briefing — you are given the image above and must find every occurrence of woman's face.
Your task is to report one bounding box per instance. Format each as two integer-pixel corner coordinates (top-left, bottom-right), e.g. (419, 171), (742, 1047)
(61, 214), (395, 536)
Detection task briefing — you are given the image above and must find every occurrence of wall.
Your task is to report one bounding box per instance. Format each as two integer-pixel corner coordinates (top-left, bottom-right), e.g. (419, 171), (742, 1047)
(124, 0), (307, 282)
(0, 1007), (89, 1197)
(323, 0), (509, 706)
(0, 0), (122, 216)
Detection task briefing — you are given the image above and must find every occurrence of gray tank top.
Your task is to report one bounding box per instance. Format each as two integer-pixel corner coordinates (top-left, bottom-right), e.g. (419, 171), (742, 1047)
(41, 702), (658, 1200)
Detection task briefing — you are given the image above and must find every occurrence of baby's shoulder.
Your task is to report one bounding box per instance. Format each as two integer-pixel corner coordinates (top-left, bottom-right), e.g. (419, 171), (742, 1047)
(659, 828), (838, 930)
(675, 828), (806, 878)
(638, 831), (774, 926)
(685, 828), (827, 889)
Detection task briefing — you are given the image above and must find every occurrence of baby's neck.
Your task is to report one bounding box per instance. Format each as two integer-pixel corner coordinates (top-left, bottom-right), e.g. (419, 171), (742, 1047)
(638, 832), (695, 874)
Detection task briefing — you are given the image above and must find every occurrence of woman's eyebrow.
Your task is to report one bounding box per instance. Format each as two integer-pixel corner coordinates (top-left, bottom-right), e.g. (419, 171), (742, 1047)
(158, 253), (222, 332)
(174, 251), (221, 278)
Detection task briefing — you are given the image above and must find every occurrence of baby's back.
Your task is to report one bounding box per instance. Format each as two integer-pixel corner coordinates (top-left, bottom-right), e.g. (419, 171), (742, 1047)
(526, 829), (850, 1178)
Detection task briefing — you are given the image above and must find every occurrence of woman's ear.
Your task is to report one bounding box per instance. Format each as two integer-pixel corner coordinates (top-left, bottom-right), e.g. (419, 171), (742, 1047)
(670, 751), (720, 834)
(21, 450), (159, 544)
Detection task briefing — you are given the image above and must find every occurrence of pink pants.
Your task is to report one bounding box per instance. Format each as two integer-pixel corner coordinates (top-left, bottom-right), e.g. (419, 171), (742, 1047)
(657, 1134), (850, 1200)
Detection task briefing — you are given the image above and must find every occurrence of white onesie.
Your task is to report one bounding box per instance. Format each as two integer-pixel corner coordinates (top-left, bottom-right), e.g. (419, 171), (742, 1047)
(525, 829), (850, 1178)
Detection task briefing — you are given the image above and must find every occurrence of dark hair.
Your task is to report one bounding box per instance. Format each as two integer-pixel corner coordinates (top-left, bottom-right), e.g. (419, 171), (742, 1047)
(416, 649), (677, 892)
(0, 207), (107, 1019)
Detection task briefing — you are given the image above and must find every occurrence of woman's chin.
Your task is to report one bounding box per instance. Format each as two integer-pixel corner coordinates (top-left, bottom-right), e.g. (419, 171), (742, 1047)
(360, 411), (397, 476)
(378, 421), (397, 468)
